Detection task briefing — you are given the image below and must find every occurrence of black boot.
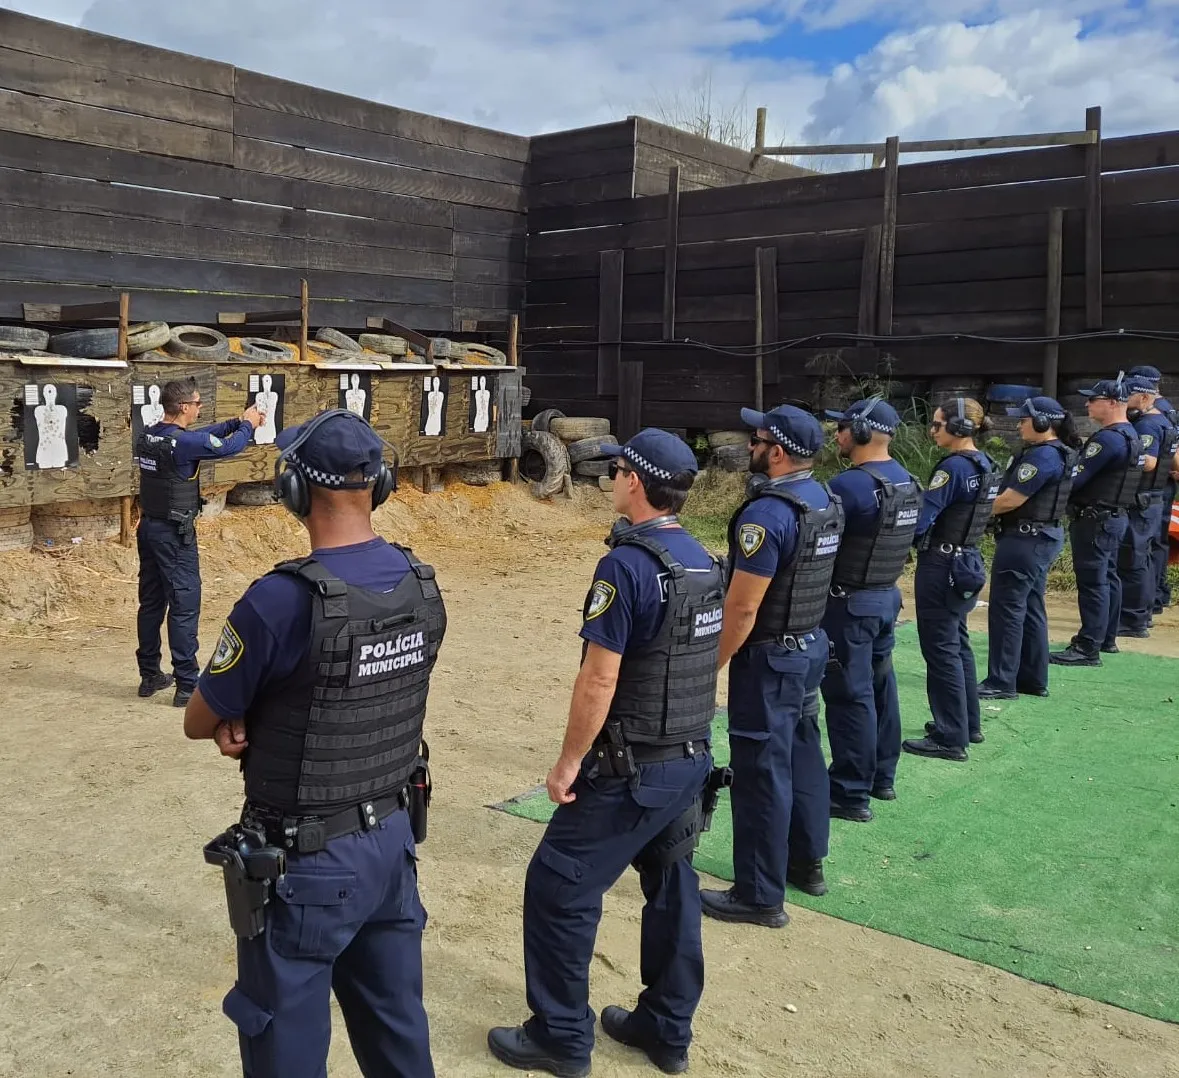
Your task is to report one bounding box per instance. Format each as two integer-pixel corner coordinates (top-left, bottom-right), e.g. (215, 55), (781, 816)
(699, 887), (788, 928)
(1050, 644), (1102, 666)
(926, 721), (983, 745)
(903, 737), (968, 762)
(870, 785), (896, 801)
(486, 1026), (591, 1077)
(137, 671), (174, 698)
(786, 859), (827, 897)
(173, 686), (194, 708)
(977, 683), (1017, 700)
(830, 802), (873, 822)
(600, 1007), (688, 1075)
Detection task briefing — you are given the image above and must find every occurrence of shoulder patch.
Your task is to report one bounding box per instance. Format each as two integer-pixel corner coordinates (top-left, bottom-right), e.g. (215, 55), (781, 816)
(585, 580), (617, 620)
(1141, 434), (1154, 449)
(1085, 441), (1103, 458)
(928, 469), (950, 490)
(1016, 463), (1038, 483)
(209, 620), (244, 674)
(207, 434), (223, 449)
(737, 522), (766, 558)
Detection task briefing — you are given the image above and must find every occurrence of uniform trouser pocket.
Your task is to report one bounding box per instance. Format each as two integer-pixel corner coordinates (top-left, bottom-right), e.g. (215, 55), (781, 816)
(223, 984), (275, 1077)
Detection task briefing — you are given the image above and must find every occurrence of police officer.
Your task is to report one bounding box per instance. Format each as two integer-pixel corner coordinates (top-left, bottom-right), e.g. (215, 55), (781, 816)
(136, 377), (260, 707)
(489, 429), (720, 1078)
(979, 397), (1080, 700)
(1133, 366), (1179, 613)
(902, 398), (1001, 762)
(183, 408), (444, 1078)
(1117, 372), (1179, 635)
(1050, 378), (1145, 666)
(819, 398), (921, 821)
(699, 405), (843, 926)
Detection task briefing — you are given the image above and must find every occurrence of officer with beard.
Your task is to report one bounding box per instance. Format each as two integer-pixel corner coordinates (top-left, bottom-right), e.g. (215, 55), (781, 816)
(700, 405), (843, 927)
(489, 428), (722, 1078)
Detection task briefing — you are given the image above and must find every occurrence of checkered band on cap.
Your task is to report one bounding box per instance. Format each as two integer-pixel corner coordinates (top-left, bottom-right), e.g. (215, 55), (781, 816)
(288, 450), (370, 487)
(769, 423), (816, 457)
(858, 416), (895, 433)
(623, 444), (675, 480)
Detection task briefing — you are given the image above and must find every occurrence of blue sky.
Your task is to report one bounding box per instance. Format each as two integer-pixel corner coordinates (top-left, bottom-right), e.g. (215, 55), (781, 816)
(10, 0), (1179, 150)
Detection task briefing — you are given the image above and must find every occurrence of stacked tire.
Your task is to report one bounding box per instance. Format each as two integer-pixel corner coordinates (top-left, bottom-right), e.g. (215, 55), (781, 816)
(548, 417), (614, 480)
(986, 382), (1041, 416)
(707, 430), (748, 473)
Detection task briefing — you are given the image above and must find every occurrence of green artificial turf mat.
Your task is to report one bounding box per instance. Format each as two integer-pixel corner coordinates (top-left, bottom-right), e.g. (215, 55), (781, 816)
(494, 624), (1179, 1024)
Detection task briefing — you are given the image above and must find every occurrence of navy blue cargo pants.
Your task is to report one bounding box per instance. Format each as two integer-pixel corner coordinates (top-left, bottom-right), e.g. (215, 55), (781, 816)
(522, 750), (711, 1065)
(728, 633), (829, 908)
(136, 515), (202, 690)
(1119, 500), (1164, 632)
(1068, 511), (1129, 653)
(222, 807), (433, 1078)
(820, 587), (903, 809)
(984, 525), (1065, 692)
(1156, 484), (1176, 610)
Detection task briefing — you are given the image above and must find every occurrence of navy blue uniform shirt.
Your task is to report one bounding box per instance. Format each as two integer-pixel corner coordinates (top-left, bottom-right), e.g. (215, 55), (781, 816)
(729, 472), (833, 578)
(150, 419), (256, 479)
(999, 441), (1067, 501)
(915, 451), (994, 539)
(580, 524), (714, 655)
(1133, 411), (1172, 465)
(828, 459), (915, 536)
(198, 538), (412, 720)
(1071, 422), (1135, 493)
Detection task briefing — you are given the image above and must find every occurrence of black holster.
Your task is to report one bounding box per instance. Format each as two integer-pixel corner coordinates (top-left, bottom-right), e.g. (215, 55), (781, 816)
(700, 765), (733, 833)
(592, 719), (637, 778)
(203, 824), (286, 940)
(407, 740), (432, 845)
(170, 507), (198, 545)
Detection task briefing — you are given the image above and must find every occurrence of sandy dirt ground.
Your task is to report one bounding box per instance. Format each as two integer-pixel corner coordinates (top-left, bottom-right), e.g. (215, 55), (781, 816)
(1, 480), (1177, 1078)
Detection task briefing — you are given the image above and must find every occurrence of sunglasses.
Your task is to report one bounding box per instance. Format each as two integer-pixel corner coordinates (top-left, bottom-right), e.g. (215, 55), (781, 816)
(929, 421), (945, 432)
(749, 435), (776, 448)
(607, 462), (634, 480)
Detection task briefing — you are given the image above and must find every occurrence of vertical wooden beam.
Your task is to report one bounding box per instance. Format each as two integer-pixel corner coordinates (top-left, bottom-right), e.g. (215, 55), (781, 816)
(618, 360), (643, 442)
(299, 278), (310, 361)
(754, 246), (779, 409)
(1084, 106), (1103, 329)
(877, 136), (899, 335)
(754, 107), (766, 154)
(1043, 207), (1064, 399)
(597, 249), (624, 395)
(116, 291), (129, 362)
(857, 225), (883, 374)
(508, 313), (520, 483)
(120, 495), (133, 547)
(663, 166), (680, 341)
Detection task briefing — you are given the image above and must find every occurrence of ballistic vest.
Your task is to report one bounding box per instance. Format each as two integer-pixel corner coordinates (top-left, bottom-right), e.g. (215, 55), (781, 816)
(928, 452), (1002, 548)
(1071, 424), (1146, 510)
(242, 548), (446, 815)
(594, 527), (724, 746)
(831, 461), (922, 590)
(135, 425), (201, 520)
(1139, 414), (1179, 497)
(728, 478), (844, 642)
(1007, 441), (1078, 524)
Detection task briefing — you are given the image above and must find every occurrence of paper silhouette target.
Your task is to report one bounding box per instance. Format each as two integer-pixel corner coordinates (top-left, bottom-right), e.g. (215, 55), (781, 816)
(24, 382), (79, 470)
(249, 372), (285, 445)
(468, 374), (494, 434)
(131, 383), (166, 446)
(339, 372), (372, 421)
(419, 375), (447, 437)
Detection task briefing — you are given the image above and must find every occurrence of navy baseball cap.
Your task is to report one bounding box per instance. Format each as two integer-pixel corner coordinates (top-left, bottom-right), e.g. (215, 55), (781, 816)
(823, 398), (901, 435)
(741, 403), (824, 457)
(1125, 375), (1160, 394)
(1078, 379), (1130, 402)
(597, 427), (698, 480)
(275, 409), (385, 487)
(1006, 395), (1067, 420)
(1128, 365), (1162, 387)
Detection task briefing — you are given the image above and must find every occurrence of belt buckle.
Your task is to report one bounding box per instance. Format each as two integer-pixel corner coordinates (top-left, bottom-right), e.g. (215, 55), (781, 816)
(781, 635), (798, 652)
(1018, 522), (1033, 534)
(938, 542), (955, 554)
(830, 584), (847, 599)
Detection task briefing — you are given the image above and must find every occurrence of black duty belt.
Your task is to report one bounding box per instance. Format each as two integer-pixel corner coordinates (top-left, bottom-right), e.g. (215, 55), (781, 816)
(998, 520), (1059, 536)
(830, 582), (897, 598)
(745, 630), (820, 651)
(593, 738), (708, 765)
(1071, 505), (1125, 519)
(242, 790), (408, 855)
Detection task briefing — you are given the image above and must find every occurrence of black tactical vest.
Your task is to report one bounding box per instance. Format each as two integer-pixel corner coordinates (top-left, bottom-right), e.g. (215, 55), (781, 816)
(1071, 424), (1146, 510)
(928, 452), (1002, 548)
(135, 426), (201, 520)
(728, 478), (844, 642)
(1007, 441), (1078, 524)
(242, 548), (446, 815)
(1140, 416), (1179, 496)
(831, 461), (923, 590)
(593, 528), (724, 746)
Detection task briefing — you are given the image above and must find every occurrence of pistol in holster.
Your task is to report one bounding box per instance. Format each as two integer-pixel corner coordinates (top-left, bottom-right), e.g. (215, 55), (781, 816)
(407, 739), (432, 845)
(700, 765), (734, 833)
(203, 824), (286, 940)
(592, 719), (637, 779)
(170, 507), (198, 546)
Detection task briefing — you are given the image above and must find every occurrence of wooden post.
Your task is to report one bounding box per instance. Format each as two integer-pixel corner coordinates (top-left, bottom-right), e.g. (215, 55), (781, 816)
(877, 136), (900, 335)
(1084, 106), (1103, 329)
(119, 495), (133, 547)
(754, 247), (779, 409)
(299, 279), (310, 360)
(754, 107), (766, 154)
(116, 292), (130, 362)
(597, 250), (624, 395)
(663, 167), (680, 341)
(619, 361), (643, 442)
(508, 313), (520, 483)
(1043, 208), (1064, 399)
(857, 225), (883, 372)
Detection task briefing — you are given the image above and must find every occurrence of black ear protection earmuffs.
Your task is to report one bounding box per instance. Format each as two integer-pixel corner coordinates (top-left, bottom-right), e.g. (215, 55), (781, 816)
(1026, 399), (1052, 434)
(849, 396), (884, 446)
(273, 408), (399, 518)
(944, 396), (977, 438)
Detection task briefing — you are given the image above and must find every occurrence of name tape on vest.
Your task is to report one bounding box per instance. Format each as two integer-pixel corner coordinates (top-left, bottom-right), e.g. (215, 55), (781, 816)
(813, 533), (840, 557)
(352, 629), (427, 681)
(895, 507), (919, 527)
(692, 606), (724, 640)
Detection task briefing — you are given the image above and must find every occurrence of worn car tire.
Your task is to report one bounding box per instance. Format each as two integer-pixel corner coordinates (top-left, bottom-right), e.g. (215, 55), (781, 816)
(126, 322), (171, 355)
(521, 385), (532, 407)
(530, 408), (565, 434)
(707, 430), (748, 449)
(0, 326), (50, 351)
(167, 325), (230, 362)
(359, 333), (408, 356)
(240, 337), (295, 361)
(550, 416), (611, 442)
(315, 327), (361, 352)
(574, 459), (612, 478)
(567, 435), (615, 465)
(713, 444), (749, 473)
(452, 461), (503, 486)
(50, 328), (121, 359)
(227, 482), (279, 506)
(521, 430), (570, 498)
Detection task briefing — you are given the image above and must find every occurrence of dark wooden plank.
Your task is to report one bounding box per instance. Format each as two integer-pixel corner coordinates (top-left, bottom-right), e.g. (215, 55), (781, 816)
(633, 118), (809, 181)
(878, 138), (899, 335)
(0, 9), (233, 94)
(453, 230), (526, 262)
(0, 88), (232, 164)
(233, 104), (528, 186)
(529, 173), (636, 210)
(528, 144), (637, 184)
(0, 45), (232, 130)
(663, 167), (681, 340)
(756, 246), (780, 388)
(233, 68), (528, 162)
(453, 281), (523, 310)
(233, 137), (526, 212)
(452, 205), (525, 237)
(454, 257), (525, 285)
(528, 195), (666, 235)
(858, 225), (882, 335)
(598, 250), (625, 395)
(1044, 207), (1064, 398)
(1085, 106), (1103, 329)
(618, 361), (644, 441)
(530, 120), (635, 160)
